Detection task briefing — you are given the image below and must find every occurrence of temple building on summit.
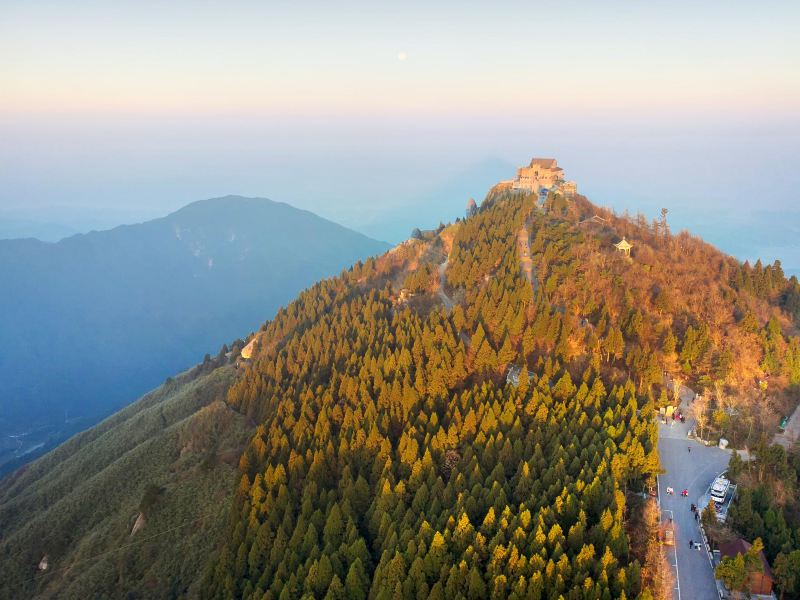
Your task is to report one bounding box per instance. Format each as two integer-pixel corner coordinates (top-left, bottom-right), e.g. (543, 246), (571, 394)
(507, 157), (578, 197)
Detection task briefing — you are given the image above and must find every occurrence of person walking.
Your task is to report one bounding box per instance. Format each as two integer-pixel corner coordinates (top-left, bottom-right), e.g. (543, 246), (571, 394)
(689, 539), (693, 549)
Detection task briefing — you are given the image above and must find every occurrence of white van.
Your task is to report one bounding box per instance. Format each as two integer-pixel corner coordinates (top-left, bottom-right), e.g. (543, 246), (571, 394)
(710, 476), (729, 505)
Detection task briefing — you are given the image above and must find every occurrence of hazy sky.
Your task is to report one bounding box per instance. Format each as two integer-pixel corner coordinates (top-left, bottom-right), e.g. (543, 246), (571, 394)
(3, 1), (798, 114)
(1, 1), (799, 264)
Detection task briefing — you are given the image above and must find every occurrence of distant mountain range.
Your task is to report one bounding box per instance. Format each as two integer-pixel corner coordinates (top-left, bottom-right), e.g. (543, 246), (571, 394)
(0, 196), (389, 474)
(0, 217), (78, 242)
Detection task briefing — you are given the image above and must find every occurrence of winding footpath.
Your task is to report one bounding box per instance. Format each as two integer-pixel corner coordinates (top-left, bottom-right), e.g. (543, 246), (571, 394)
(437, 258), (455, 312)
(517, 217), (538, 291)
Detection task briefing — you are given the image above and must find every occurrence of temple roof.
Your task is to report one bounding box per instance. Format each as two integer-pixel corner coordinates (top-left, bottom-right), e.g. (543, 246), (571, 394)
(530, 158), (558, 169)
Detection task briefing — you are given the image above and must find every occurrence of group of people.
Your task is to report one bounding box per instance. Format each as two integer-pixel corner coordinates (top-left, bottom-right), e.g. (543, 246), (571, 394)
(665, 487), (689, 497)
(688, 506), (704, 550)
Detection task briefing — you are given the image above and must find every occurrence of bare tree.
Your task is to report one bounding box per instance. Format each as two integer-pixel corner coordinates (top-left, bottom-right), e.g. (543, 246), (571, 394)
(642, 500), (675, 600)
(660, 208), (670, 243)
(691, 392), (711, 440)
(671, 376), (684, 406)
(713, 381), (726, 412)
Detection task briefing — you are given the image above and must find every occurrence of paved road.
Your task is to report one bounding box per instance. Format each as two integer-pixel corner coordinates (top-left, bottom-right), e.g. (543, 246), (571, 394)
(658, 393), (731, 600)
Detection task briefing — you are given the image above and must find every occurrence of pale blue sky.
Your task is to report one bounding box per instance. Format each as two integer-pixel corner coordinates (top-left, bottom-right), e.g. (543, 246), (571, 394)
(3, 1), (798, 114)
(1, 1), (799, 267)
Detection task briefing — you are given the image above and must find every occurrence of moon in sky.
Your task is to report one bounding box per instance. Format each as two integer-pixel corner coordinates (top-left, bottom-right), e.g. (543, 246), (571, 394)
(397, 52), (408, 61)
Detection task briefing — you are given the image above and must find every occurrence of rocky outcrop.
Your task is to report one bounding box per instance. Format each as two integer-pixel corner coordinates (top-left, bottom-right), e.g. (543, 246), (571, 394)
(130, 512), (145, 536)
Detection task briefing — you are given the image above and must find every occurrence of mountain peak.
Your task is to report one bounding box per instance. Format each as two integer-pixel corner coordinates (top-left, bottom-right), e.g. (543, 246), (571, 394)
(3, 179), (799, 600)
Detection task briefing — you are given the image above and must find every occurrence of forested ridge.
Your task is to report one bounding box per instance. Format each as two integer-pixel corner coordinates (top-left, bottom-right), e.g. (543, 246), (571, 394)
(5, 186), (800, 600)
(202, 188), (800, 600)
(202, 191), (676, 600)
(0, 361), (251, 600)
